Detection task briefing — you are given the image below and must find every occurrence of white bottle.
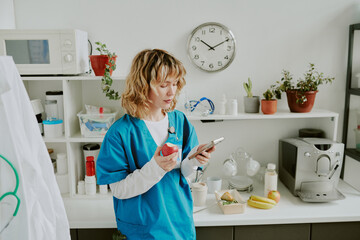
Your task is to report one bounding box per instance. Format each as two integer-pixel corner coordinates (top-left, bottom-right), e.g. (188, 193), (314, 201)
(264, 163), (278, 197)
(218, 94), (227, 115)
(85, 176), (96, 195)
(56, 153), (68, 175)
(229, 99), (238, 115)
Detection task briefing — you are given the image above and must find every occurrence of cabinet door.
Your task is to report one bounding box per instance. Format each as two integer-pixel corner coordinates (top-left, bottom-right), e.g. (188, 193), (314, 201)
(234, 224), (310, 240)
(70, 229), (77, 240)
(77, 228), (117, 240)
(311, 222), (360, 240)
(196, 226), (233, 240)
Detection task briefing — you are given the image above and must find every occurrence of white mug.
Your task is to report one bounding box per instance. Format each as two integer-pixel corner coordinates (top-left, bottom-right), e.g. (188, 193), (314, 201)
(191, 182), (208, 206)
(247, 158), (260, 176)
(207, 176), (222, 194)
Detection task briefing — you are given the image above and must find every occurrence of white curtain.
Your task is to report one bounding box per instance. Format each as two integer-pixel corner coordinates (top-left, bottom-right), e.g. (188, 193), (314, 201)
(0, 56), (70, 240)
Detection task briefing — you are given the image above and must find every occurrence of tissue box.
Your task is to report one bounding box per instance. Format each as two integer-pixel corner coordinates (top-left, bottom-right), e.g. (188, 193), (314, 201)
(77, 111), (117, 137)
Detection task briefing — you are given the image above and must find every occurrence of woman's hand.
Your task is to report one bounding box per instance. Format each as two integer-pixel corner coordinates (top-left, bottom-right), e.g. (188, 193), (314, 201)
(153, 146), (178, 172)
(195, 144), (216, 165)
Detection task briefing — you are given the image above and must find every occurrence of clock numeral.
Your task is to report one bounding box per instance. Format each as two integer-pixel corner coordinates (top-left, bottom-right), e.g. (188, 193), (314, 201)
(224, 55), (229, 60)
(195, 37), (200, 42)
(209, 63), (214, 69)
(227, 46), (232, 51)
(201, 61), (205, 66)
(209, 27), (215, 33)
(192, 46), (197, 51)
(220, 30), (223, 35)
(218, 61), (223, 66)
(202, 30), (206, 35)
(194, 55), (199, 60)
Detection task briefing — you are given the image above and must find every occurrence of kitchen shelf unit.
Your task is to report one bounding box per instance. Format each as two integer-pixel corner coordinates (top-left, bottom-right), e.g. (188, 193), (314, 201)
(342, 23), (360, 165)
(22, 74), (126, 199)
(22, 75), (339, 200)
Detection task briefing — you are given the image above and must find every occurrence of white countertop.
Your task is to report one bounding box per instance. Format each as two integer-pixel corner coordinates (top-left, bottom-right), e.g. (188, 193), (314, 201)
(63, 179), (360, 229)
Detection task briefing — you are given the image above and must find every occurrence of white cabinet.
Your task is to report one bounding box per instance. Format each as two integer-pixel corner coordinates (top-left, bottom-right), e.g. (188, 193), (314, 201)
(22, 75), (339, 202)
(22, 75), (126, 198)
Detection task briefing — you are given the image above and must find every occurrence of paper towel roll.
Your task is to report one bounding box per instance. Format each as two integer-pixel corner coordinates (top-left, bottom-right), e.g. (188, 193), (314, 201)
(55, 173), (69, 194)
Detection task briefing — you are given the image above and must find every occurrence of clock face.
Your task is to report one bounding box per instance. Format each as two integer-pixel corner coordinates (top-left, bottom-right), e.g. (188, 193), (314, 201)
(187, 22), (236, 72)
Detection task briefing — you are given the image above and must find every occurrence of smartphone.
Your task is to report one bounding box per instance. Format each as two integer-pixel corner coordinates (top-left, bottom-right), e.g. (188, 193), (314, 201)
(188, 137), (224, 159)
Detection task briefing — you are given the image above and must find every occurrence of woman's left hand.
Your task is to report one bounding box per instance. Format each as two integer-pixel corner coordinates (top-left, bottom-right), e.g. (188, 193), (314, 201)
(195, 144), (215, 165)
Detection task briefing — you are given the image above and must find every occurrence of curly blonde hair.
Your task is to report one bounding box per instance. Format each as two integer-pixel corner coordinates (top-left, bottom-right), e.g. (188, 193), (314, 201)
(121, 49), (186, 119)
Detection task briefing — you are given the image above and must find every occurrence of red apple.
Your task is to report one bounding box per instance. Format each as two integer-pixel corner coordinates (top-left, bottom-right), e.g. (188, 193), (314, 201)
(161, 143), (179, 156)
(268, 190), (281, 203)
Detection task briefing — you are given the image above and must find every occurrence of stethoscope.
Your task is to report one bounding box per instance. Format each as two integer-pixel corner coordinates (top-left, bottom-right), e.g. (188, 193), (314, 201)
(168, 126), (178, 141)
(0, 154), (20, 234)
(184, 97), (215, 115)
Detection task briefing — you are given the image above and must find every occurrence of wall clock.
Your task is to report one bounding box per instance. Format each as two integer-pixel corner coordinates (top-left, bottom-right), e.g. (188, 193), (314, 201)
(187, 22), (236, 72)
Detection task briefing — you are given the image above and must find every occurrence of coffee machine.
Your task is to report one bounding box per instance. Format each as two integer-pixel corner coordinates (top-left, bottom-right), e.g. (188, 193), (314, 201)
(279, 138), (345, 202)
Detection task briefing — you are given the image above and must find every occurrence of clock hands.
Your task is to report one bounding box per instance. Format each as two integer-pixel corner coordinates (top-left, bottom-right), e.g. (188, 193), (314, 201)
(200, 40), (215, 51)
(211, 38), (230, 49)
(201, 38), (230, 51)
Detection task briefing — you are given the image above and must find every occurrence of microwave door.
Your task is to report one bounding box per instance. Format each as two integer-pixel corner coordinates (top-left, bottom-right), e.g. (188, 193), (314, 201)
(2, 33), (62, 75)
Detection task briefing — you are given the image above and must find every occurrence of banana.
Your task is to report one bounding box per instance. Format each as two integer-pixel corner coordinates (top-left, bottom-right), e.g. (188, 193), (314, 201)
(247, 195), (277, 209)
(247, 199), (275, 209)
(250, 195), (277, 205)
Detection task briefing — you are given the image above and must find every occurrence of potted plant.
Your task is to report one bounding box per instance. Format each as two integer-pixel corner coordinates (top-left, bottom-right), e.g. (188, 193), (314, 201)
(275, 63), (334, 113)
(261, 86), (281, 115)
(243, 78), (260, 113)
(89, 41), (120, 100)
(113, 230), (127, 240)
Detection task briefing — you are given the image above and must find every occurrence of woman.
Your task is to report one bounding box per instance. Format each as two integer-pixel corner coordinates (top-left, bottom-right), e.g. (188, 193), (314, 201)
(96, 49), (215, 239)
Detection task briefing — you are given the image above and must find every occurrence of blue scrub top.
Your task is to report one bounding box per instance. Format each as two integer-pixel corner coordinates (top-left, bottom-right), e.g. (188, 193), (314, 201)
(96, 110), (199, 240)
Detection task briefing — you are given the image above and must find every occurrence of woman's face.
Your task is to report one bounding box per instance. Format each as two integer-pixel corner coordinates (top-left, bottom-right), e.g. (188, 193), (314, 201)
(148, 76), (178, 112)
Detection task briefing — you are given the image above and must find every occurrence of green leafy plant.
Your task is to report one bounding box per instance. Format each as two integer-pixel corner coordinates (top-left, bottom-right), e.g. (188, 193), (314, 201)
(95, 41), (120, 100)
(263, 85), (281, 101)
(112, 230), (127, 240)
(263, 89), (273, 101)
(275, 63), (334, 104)
(243, 77), (253, 98)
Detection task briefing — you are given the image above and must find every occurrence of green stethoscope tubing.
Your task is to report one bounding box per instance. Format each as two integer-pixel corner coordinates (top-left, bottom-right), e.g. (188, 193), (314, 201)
(0, 154), (20, 216)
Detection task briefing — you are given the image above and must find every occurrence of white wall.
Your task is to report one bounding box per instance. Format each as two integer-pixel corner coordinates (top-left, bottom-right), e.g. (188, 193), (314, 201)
(12, 0), (360, 177)
(0, 0), (16, 29)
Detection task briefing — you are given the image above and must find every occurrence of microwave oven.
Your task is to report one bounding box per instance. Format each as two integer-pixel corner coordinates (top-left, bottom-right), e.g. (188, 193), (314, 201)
(0, 29), (89, 75)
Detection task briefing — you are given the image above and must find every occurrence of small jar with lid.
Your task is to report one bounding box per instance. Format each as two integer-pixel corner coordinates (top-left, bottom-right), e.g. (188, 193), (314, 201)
(43, 119), (63, 138)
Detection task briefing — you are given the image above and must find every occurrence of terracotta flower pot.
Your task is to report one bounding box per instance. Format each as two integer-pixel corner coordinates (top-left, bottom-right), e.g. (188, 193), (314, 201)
(261, 99), (277, 114)
(89, 55), (117, 76)
(286, 90), (318, 113)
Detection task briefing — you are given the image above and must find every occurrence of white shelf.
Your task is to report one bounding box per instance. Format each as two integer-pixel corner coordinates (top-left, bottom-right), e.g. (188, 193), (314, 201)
(43, 135), (67, 143)
(187, 109), (338, 121)
(69, 132), (104, 143)
(42, 133), (104, 143)
(22, 74), (126, 81)
(70, 191), (113, 200)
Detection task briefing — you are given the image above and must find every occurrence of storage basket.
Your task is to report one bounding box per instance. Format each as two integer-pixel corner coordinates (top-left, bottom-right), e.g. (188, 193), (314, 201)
(77, 111), (117, 137)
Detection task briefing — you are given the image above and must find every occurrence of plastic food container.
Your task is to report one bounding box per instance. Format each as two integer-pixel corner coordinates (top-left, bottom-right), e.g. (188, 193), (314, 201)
(43, 119), (63, 138)
(77, 111), (117, 137)
(214, 189), (246, 214)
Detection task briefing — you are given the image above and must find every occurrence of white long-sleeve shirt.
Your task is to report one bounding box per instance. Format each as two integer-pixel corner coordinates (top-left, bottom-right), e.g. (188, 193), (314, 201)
(109, 113), (201, 199)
